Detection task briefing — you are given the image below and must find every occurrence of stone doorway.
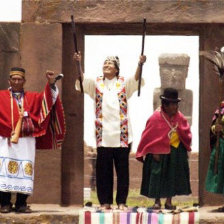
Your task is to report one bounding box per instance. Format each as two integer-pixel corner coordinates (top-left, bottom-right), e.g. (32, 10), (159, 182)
(61, 23), (200, 205)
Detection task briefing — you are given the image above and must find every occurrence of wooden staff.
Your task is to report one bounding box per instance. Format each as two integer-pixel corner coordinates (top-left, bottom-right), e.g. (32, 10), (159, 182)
(138, 18), (146, 97)
(71, 15), (83, 93)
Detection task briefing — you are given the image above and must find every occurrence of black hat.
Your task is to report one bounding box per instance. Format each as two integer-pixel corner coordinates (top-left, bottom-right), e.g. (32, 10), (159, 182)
(160, 88), (181, 103)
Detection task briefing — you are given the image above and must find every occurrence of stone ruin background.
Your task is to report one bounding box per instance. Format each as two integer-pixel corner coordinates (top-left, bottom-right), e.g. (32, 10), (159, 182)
(1, 0), (224, 206)
(153, 54), (192, 124)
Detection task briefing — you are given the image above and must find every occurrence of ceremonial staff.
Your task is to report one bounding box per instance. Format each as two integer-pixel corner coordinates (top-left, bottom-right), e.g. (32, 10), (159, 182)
(71, 15), (83, 93)
(138, 18), (146, 97)
(201, 47), (224, 174)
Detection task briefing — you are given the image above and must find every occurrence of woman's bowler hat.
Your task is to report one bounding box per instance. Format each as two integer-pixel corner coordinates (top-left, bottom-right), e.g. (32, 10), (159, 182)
(160, 88), (181, 103)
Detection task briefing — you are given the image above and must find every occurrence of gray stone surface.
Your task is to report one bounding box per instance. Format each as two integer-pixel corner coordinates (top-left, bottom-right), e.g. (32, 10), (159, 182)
(22, 1), (224, 24)
(200, 206), (224, 224)
(0, 23), (21, 90)
(153, 54), (193, 125)
(199, 25), (224, 206)
(0, 204), (80, 224)
(159, 54), (190, 90)
(20, 23), (62, 204)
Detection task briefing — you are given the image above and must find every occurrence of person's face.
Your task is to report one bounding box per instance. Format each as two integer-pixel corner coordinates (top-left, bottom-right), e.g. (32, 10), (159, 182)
(163, 102), (178, 117)
(103, 60), (118, 79)
(8, 75), (26, 92)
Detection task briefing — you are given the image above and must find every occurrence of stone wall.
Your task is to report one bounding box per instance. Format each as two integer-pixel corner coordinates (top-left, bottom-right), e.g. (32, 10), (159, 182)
(22, 1), (224, 24)
(0, 23), (20, 90)
(0, 0), (223, 205)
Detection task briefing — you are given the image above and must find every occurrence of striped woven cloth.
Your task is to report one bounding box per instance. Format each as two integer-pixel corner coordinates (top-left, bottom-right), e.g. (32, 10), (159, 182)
(79, 211), (199, 224)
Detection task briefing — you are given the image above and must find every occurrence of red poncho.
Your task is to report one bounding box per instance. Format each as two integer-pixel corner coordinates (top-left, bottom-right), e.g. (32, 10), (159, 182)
(0, 83), (65, 149)
(136, 107), (191, 162)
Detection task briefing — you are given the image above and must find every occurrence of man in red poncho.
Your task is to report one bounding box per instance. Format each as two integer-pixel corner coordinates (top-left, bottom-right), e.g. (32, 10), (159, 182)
(136, 88), (192, 210)
(0, 67), (65, 213)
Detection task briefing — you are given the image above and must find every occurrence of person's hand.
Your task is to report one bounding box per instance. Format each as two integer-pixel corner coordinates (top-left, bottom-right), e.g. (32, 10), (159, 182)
(153, 154), (160, 162)
(139, 55), (146, 65)
(46, 70), (55, 84)
(73, 51), (81, 62)
(215, 123), (223, 133)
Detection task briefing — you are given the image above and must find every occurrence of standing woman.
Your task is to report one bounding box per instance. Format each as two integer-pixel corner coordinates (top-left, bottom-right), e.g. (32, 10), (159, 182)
(74, 52), (146, 210)
(136, 88), (192, 209)
(206, 101), (224, 211)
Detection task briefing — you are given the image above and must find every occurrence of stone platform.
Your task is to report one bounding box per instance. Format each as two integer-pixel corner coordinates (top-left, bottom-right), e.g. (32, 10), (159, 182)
(0, 204), (224, 224)
(199, 206), (224, 224)
(0, 204), (80, 224)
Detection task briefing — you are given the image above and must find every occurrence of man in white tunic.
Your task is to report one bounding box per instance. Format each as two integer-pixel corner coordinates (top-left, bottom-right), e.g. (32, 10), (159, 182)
(74, 53), (146, 210)
(0, 67), (65, 213)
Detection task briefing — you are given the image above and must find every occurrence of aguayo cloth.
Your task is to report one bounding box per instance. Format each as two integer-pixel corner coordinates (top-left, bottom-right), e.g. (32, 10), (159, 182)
(0, 84), (65, 194)
(76, 75), (143, 148)
(0, 83), (65, 149)
(79, 210), (199, 224)
(136, 107), (192, 161)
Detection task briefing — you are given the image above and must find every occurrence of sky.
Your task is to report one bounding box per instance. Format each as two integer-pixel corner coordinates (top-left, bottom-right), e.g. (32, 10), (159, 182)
(0, 0), (22, 22)
(0, 0), (199, 152)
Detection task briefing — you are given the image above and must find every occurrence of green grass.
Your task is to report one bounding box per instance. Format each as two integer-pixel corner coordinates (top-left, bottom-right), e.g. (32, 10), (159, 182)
(84, 189), (198, 207)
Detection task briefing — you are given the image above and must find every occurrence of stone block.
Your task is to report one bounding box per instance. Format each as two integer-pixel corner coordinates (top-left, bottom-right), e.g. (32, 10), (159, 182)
(0, 23), (21, 90)
(22, 1), (224, 24)
(20, 23), (62, 203)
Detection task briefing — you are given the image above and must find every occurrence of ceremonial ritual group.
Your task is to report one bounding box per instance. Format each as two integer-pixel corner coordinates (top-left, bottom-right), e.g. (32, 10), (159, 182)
(0, 48), (222, 215)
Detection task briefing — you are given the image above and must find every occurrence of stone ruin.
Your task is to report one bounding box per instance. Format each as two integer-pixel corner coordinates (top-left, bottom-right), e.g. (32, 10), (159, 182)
(153, 54), (193, 125)
(1, 0), (224, 206)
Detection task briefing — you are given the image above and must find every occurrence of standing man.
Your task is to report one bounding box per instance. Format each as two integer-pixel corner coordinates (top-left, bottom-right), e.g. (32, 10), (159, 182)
(0, 67), (65, 213)
(136, 88), (192, 210)
(74, 52), (146, 210)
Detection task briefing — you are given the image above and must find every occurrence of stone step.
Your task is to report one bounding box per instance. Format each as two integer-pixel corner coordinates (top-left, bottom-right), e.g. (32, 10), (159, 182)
(199, 206), (224, 224)
(0, 204), (80, 224)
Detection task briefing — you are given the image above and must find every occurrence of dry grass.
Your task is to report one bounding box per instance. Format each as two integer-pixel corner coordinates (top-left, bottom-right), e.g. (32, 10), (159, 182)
(84, 189), (198, 207)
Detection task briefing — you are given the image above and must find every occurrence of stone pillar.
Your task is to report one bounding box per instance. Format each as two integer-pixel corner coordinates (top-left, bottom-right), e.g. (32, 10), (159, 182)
(199, 24), (224, 206)
(0, 23), (21, 90)
(61, 24), (84, 205)
(20, 23), (62, 204)
(153, 54), (193, 125)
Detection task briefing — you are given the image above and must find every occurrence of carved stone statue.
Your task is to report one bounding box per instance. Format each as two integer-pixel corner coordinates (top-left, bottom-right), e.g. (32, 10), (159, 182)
(153, 53), (193, 125)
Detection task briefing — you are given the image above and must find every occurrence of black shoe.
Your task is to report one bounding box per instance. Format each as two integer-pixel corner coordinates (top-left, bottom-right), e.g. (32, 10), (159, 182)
(15, 205), (32, 213)
(85, 201), (92, 207)
(164, 203), (176, 210)
(0, 205), (12, 213)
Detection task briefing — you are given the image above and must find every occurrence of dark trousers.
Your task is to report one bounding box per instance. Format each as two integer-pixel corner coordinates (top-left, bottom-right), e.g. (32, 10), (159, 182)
(1, 191), (28, 208)
(96, 146), (130, 205)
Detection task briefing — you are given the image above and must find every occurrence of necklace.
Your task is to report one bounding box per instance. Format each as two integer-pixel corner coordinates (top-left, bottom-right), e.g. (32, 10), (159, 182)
(160, 111), (178, 139)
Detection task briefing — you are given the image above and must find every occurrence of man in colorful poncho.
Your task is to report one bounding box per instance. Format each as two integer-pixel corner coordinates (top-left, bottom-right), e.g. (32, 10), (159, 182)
(0, 67), (65, 213)
(136, 88), (192, 210)
(74, 52), (146, 210)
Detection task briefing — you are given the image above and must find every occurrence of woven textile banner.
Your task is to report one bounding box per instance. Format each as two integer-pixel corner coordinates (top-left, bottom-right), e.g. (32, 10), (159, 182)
(79, 211), (199, 224)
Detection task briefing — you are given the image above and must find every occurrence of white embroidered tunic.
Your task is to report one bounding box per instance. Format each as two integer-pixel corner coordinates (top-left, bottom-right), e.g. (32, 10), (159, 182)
(76, 75), (144, 148)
